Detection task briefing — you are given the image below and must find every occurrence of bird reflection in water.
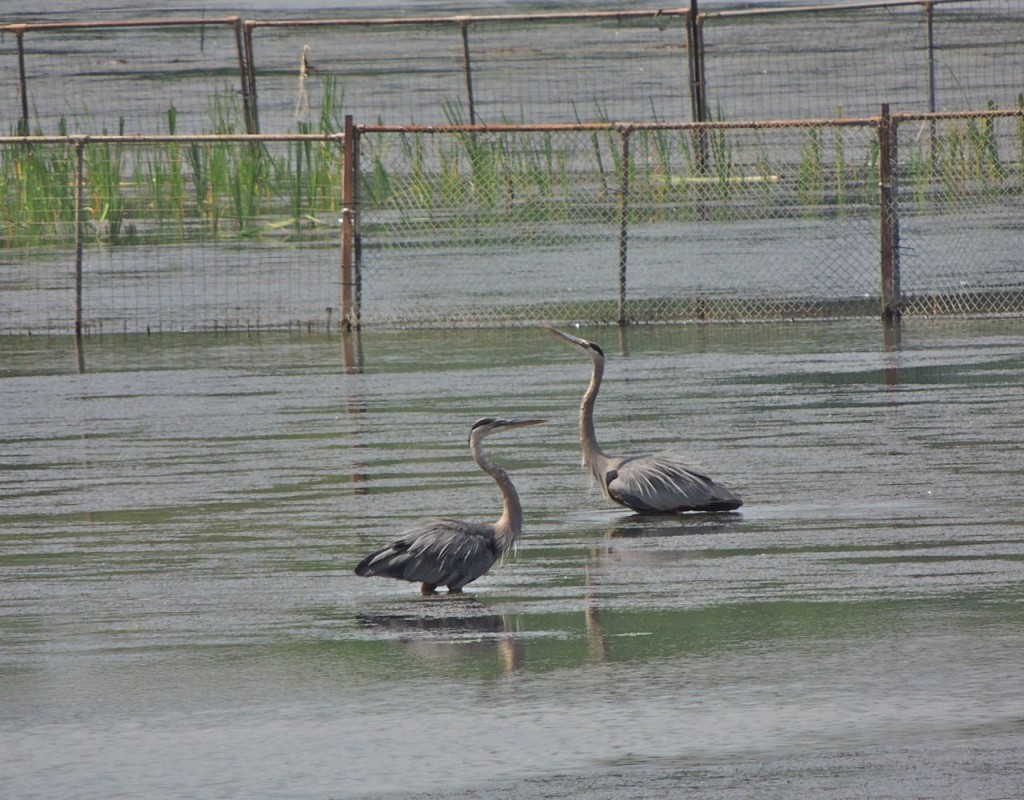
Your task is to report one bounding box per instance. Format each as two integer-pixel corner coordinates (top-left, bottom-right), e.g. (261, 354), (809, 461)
(589, 512), (738, 566)
(605, 511), (743, 539)
(581, 512), (742, 663)
(357, 601), (525, 672)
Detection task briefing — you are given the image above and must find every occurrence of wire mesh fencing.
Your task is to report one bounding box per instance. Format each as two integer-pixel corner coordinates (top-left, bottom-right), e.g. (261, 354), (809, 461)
(6, 0), (1023, 138)
(894, 112), (1024, 315)
(247, 10), (693, 132)
(356, 112), (1022, 327)
(1, 109), (1022, 335)
(698, 0), (1024, 121)
(356, 121), (886, 327)
(2, 19), (249, 137)
(0, 135), (345, 335)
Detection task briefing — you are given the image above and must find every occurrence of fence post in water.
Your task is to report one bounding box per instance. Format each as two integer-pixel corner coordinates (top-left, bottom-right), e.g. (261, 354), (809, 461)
(458, 18), (477, 125)
(923, 1), (938, 157)
(236, 18), (259, 134)
(341, 115), (361, 331)
(924, 1), (936, 114)
(686, 2), (708, 124)
(878, 104), (902, 322)
(685, 6), (710, 175)
(14, 27), (29, 135)
(73, 138), (87, 365)
(617, 127), (632, 326)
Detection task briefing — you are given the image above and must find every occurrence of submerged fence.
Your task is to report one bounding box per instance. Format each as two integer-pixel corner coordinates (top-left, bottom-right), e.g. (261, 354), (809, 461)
(2, 107), (1022, 334)
(4, 0), (1023, 137)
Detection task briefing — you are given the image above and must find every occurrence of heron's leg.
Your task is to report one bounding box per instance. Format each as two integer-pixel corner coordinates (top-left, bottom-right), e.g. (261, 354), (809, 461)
(420, 582), (438, 596)
(447, 586), (463, 594)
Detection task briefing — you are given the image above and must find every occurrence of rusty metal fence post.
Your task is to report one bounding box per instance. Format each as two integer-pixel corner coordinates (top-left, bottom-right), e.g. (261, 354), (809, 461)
(458, 18), (478, 125)
(73, 137), (85, 337)
(686, 5), (711, 174)
(73, 136), (87, 369)
(14, 26), (30, 136)
(617, 126), (632, 326)
(878, 104), (902, 322)
(923, 1), (936, 114)
(686, 1), (708, 124)
(238, 19), (260, 134)
(341, 114), (361, 331)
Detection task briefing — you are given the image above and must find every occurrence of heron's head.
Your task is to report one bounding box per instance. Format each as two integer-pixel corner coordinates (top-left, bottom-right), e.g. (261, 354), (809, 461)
(469, 416), (547, 443)
(545, 326), (605, 362)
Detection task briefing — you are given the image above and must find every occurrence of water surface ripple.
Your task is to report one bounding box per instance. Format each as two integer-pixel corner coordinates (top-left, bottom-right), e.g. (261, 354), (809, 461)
(2, 320), (1023, 799)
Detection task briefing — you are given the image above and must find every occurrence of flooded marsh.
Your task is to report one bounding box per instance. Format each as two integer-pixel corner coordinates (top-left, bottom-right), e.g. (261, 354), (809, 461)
(2, 319), (1024, 799)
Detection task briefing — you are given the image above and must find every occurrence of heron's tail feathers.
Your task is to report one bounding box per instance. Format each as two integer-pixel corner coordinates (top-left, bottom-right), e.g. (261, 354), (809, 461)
(354, 542), (413, 579)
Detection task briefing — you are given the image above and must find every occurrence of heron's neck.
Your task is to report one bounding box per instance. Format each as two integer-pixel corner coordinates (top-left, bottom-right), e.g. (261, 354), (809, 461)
(475, 446), (523, 556)
(580, 357), (607, 463)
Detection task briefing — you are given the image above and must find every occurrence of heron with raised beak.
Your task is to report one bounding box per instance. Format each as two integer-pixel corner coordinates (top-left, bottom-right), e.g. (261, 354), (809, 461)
(548, 327), (742, 514)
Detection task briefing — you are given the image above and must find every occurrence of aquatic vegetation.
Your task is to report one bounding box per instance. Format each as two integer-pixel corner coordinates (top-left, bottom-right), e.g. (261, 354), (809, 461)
(1, 83), (349, 249)
(1, 99), (1020, 253)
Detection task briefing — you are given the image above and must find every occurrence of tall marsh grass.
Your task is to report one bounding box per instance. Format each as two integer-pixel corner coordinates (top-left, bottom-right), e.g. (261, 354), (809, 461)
(3, 98), (1021, 251)
(0, 117), (77, 247)
(1, 83), (348, 249)
(902, 103), (1020, 208)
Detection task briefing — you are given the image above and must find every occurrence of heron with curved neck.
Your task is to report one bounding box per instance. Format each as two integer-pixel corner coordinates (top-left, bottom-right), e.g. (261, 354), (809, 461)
(547, 327), (742, 514)
(355, 417), (546, 595)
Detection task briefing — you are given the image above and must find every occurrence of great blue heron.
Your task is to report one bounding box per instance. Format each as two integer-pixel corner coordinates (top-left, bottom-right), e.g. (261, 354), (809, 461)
(354, 417), (546, 595)
(547, 327), (743, 514)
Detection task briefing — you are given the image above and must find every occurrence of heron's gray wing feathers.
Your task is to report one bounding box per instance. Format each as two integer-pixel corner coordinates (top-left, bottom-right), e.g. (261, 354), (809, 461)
(354, 518), (500, 589)
(605, 451), (743, 513)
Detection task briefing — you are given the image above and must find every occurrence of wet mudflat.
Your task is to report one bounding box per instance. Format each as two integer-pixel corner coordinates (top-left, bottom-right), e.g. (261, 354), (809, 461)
(2, 319), (1023, 799)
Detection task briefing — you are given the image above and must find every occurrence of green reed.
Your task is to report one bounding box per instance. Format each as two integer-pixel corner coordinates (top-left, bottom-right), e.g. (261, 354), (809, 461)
(903, 104), (1014, 207)
(85, 118), (127, 243)
(797, 127), (824, 212)
(442, 100), (502, 213)
(4, 87), (1019, 254)
(291, 75), (347, 231)
(140, 105), (188, 237)
(1018, 94), (1024, 164)
(1, 117), (77, 247)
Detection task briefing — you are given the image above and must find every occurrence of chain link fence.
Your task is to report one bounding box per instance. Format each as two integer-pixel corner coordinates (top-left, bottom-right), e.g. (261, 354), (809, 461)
(357, 120), (885, 327)
(2, 19), (248, 136)
(1, 135), (344, 334)
(699, 0), (1024, 121)
(5, 1), (1022, 136)
(896, 112), (1024, 316)
(247, 11), (693, 132)
(357, 111), (1022, 327)
(4, 108), (1019, 334)
(3, 0), (1023, 334)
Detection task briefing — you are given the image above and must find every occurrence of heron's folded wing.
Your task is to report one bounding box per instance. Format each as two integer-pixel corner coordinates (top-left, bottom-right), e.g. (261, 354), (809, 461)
(355, 519), (500, 585)
(607, 452), (742, 512)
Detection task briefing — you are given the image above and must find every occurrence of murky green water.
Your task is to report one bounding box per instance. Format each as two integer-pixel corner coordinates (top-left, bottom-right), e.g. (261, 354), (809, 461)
(2, 320), (1024, 799)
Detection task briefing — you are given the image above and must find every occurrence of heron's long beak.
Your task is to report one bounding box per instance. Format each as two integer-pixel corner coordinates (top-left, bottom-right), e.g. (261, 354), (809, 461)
(500, 418), (547, 430)
(545, 326), (590, 349)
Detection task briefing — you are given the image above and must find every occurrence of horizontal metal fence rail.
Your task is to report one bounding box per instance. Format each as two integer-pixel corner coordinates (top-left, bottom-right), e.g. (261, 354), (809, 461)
(4, 0), (1021, 137)
(2, 108), (1021, 335)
